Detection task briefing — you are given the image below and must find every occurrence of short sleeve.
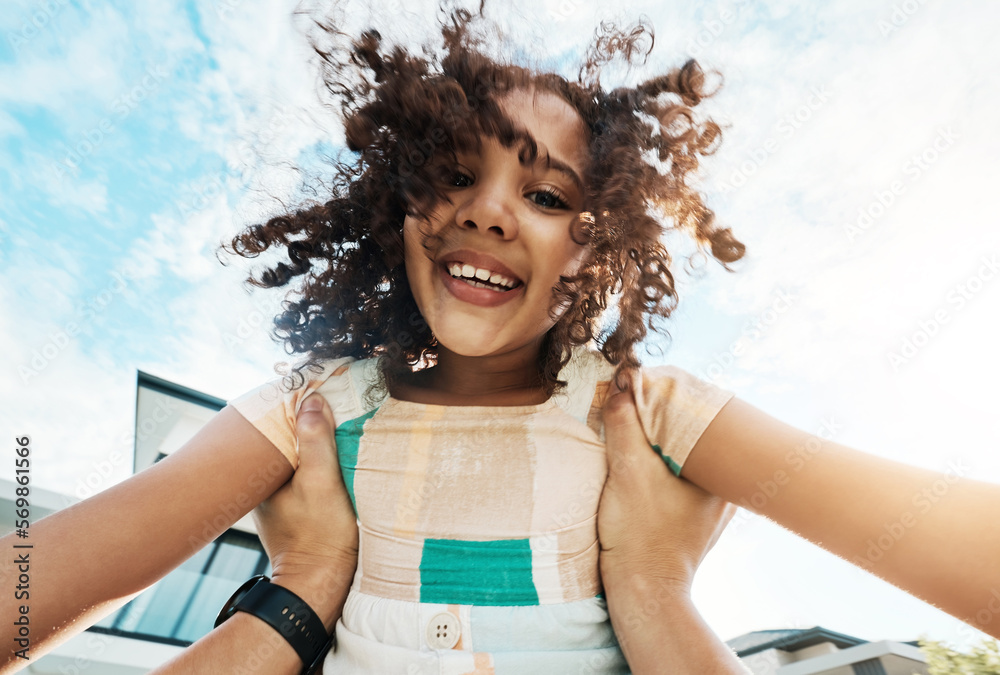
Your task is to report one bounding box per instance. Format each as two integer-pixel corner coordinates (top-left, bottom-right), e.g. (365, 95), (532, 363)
(632, 365), (735, 476)
(227, 357), (357, 470)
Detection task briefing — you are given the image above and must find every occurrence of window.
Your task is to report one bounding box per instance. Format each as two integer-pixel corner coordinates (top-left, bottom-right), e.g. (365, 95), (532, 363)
(93, 530), (270, 645)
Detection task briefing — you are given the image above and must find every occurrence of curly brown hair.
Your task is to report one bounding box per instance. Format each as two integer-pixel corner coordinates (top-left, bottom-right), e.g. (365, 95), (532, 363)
(225, 3), (744, 395)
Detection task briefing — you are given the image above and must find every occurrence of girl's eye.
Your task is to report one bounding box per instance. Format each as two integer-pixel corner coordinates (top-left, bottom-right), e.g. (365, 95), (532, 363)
(438, 167), (473, 188)
(528, 189), (569, 210)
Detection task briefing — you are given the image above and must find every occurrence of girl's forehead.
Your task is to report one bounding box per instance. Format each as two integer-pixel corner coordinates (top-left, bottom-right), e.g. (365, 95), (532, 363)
(496, 88), (590, 175)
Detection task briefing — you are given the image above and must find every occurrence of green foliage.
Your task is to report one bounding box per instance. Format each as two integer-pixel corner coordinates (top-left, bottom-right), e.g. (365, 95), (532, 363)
(917, 638), (1000, 675)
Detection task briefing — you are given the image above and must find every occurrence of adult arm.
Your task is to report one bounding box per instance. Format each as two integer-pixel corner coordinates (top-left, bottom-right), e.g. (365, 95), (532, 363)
(682, 396), (1000, 637)
(599, 381), (749, 674)
(151, 395), (358, 675)
(0, 407), (296, 672)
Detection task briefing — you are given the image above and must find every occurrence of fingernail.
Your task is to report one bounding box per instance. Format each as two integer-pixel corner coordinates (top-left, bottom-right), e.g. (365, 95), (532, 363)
(610, 373), (630, 395)
(301, 395), (323, 412)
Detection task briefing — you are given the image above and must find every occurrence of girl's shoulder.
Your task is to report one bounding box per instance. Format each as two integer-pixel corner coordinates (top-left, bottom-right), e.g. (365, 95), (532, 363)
(561, 348), (732, 413)
(227, 355), (385, 469)
(566, 349), (735, 475)
(631, 363), (736, 477)
(298, 355), (386, 425)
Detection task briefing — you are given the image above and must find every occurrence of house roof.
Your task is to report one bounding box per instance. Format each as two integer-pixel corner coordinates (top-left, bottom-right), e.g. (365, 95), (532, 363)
(137, 370), (227, 410)
(726, 626), (868, 657)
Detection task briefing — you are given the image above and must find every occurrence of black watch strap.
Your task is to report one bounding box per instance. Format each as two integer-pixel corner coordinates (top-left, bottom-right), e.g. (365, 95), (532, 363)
(215, 575), (333, 670)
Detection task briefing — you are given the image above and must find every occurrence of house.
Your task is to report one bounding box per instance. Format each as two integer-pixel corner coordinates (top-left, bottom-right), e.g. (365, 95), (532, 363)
(1, 372), (269, 673)
(728, 626), (930, 675)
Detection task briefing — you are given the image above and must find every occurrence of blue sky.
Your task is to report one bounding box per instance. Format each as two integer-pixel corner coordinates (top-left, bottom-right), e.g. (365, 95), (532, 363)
(2, 0), (1000, 649)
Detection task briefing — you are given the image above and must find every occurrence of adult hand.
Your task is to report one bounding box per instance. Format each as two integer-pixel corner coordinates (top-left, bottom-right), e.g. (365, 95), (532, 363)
(150, 395), (359, 675)
(598, 375), (745, 674)
(253, 393), (359, 631)
(598, 375), (734, 592)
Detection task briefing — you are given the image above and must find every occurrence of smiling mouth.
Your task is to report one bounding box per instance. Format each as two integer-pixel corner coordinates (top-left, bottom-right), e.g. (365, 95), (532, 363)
(445, 262), (522, 292)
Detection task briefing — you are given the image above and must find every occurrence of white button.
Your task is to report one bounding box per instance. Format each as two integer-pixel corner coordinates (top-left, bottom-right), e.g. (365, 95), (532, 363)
(426, 611), (461, 650)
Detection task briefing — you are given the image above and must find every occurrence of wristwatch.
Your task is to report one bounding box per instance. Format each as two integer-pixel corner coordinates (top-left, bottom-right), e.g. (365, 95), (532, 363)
(215, 575), (335, 674)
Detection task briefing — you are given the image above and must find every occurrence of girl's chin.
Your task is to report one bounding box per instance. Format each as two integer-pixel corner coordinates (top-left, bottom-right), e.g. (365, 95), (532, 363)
(434, 336), (510, 358)
(426, 311), (556, 359)
(433, 329), (536, 359)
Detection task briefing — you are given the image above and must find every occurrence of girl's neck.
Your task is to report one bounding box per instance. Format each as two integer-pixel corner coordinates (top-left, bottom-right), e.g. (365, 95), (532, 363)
(392, 340), (550, 406)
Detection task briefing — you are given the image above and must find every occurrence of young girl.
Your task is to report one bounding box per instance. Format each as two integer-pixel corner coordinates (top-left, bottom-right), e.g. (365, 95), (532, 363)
(217, 8), (745, 672)
(4, 4), (999, 675)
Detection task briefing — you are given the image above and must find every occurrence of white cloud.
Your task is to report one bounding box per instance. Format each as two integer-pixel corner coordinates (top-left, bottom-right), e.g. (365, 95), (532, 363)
(37, 157), (110, 215)
(0, 271), (138, 495)
(0, 4), (129, 115)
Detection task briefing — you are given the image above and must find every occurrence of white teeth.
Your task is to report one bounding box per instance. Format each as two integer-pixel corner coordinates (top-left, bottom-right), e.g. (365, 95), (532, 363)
(445, 261), (518, 289)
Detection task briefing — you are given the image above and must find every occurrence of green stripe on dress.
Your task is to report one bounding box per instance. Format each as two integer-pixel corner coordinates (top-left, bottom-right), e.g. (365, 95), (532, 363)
(420, 538), (539, 606)
(335, 408), (378, 514)
(651, 443), (682, 476)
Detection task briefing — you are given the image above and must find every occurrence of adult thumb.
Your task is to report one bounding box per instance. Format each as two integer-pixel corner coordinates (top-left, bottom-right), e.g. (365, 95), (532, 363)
(601, 373), (654, 481)
(295, 393), (336, 472)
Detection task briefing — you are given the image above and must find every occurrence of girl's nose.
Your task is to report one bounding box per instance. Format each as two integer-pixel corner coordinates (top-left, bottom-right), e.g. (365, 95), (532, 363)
(453, 187), (519, 240)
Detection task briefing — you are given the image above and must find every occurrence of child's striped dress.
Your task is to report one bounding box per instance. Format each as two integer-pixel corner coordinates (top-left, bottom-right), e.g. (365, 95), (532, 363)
(230, 348), (734, 674)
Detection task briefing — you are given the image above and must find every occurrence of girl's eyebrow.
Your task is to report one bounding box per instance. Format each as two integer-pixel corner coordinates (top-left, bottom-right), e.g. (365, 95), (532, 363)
(539, 152), (584, 193)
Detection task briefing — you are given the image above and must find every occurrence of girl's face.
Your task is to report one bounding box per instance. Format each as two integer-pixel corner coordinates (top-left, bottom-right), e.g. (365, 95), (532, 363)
(403, 88), (590, 360)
